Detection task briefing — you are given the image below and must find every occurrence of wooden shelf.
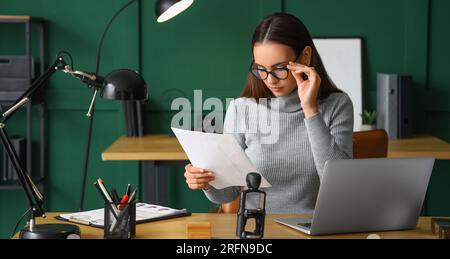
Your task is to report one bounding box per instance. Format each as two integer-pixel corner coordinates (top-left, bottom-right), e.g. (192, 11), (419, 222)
(0, 15), (30, 20)
(0, 15), (42, 23)
(0, 16), (47, 190)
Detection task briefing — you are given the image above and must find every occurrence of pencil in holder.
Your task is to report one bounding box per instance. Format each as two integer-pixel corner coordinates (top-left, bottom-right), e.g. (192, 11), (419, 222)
(104, 201), (136, 239)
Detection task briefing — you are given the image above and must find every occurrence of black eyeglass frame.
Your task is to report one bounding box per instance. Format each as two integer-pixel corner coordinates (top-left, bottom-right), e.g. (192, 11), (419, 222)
(249, 52), (302, 81)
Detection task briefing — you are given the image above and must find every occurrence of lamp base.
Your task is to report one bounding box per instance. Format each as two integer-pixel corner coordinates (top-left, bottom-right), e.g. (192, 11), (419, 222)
(19, 223), (81, 239)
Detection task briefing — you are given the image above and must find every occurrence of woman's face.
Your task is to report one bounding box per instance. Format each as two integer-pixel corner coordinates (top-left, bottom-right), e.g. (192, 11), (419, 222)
(253, 41), (302, 97)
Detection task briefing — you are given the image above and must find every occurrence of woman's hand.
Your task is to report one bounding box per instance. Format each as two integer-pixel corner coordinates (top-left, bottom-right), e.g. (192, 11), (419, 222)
(184, 164), (215, 190)
(287, 62), (321, 118)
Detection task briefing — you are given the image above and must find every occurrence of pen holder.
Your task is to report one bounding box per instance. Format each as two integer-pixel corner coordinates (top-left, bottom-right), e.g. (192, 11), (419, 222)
(104, 201), (136, 239)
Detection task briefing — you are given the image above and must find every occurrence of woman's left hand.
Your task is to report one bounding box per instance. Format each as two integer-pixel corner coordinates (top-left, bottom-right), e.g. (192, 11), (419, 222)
(287, 62), (321, 118)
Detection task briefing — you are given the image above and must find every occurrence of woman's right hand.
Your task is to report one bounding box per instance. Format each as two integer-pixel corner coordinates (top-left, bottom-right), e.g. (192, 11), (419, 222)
(184, 164), (215, 190)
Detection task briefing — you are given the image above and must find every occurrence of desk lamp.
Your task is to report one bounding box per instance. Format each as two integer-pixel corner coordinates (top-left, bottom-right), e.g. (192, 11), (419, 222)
(2, 53), (147, 239)
(79, 0), (195, 211)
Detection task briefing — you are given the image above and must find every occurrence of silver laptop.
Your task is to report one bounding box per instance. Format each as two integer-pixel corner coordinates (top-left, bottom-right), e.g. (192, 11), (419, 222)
(275, 157), (435, 235)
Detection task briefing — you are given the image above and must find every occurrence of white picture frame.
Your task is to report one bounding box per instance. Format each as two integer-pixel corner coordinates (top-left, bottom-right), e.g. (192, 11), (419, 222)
(313, 38), (363, 132)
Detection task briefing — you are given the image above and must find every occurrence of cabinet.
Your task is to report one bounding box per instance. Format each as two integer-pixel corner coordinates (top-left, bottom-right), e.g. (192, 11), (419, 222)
(0, 16), (46, 190)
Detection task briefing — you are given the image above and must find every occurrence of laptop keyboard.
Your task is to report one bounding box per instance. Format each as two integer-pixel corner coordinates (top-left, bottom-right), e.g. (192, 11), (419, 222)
(297, 222), (312, 228)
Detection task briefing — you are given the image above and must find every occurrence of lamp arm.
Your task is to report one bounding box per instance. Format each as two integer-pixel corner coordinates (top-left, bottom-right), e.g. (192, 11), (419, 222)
(1, 56), (67, 124)
(62, 66), (98, 82)
(61, 65), (104, 90)
(0, 125), (45, 218)
(0, 55), (69, 220)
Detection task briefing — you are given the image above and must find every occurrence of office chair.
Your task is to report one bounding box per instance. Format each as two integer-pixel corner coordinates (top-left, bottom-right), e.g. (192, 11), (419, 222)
(352, 129), (388, 158)
(217, 129), (389, 214)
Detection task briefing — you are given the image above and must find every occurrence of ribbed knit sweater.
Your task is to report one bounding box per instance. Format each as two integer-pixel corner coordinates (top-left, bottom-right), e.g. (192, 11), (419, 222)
(204, 89), (354, 214)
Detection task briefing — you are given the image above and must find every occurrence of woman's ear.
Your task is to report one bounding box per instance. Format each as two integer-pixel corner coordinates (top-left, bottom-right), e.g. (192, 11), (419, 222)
(300, 46), (312, 66)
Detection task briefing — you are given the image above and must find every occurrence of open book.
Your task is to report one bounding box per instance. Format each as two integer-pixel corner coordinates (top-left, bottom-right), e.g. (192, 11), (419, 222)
(56, 203), (190, 228)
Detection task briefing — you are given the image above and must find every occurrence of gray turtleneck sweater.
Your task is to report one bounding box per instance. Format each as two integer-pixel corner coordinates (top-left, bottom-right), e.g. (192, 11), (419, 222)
(203, 90), (354, 214)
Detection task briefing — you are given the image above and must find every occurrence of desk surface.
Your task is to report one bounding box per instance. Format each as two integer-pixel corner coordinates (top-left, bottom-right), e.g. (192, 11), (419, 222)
(102, 134), (450, 161)
(102, 135), (188, 161)
(15, 213), (438, 239)
(388, 135), (450, 159)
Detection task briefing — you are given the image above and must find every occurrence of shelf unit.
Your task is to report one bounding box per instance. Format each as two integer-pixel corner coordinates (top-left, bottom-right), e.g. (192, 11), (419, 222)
(0, 15), (46, 190)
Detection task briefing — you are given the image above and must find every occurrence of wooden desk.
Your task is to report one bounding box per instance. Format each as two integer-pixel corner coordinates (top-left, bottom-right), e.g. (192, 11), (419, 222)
(103, 134), (450, 161)
(102, 134), (450, 204)
(14, 213), (439, 239)
(102, 135), (187, 161)
(102, 135), (188, 205)
(388, 135), (450, 160)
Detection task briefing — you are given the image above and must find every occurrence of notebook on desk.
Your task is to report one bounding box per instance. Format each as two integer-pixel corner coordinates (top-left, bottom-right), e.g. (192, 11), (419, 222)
(55, 203), (191, 228)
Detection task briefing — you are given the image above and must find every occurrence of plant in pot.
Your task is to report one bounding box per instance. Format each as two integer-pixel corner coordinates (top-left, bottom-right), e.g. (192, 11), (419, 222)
(360, 110), (377, 131)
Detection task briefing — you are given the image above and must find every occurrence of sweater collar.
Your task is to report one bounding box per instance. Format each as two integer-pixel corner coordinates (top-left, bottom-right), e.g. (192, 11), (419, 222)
(269, 89), (302, 113)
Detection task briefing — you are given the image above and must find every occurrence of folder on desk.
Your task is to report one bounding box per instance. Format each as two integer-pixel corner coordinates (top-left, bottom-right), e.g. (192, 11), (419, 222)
(55, 203), (191, 228)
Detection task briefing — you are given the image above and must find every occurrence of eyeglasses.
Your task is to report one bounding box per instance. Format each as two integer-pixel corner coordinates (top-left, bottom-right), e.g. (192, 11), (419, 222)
(250, 54), (301, 81)
(250, 65), (290, 81)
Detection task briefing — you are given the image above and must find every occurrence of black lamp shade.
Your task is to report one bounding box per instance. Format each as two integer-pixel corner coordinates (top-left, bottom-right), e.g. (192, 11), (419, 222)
(155, 0), (194, 23)
(101, 69), (148, 101)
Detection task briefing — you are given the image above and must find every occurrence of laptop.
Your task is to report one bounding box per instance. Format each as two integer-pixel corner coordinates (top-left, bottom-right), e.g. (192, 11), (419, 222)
(275, 157), (435, 235)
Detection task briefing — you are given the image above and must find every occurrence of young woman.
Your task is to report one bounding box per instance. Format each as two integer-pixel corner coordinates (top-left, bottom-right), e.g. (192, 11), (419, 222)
(184, 13), (354, 214)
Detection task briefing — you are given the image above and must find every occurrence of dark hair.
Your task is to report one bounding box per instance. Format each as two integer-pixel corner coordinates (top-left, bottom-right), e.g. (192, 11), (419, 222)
(241, 13), (342, 100)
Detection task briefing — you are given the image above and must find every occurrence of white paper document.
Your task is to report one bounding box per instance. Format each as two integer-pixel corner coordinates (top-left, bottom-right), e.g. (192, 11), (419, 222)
(58, 203), (188, 227)
(171, 127), (271, 189)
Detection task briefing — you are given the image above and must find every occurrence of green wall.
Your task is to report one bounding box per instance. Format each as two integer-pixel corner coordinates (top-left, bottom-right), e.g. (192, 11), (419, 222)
(0, 0), (449, 238)
(420, 0), (450, 216)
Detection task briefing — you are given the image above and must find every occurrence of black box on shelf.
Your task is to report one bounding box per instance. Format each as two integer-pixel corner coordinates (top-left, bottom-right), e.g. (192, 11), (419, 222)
(0, 55), (39, 102)
(376, 73), (413, 139)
